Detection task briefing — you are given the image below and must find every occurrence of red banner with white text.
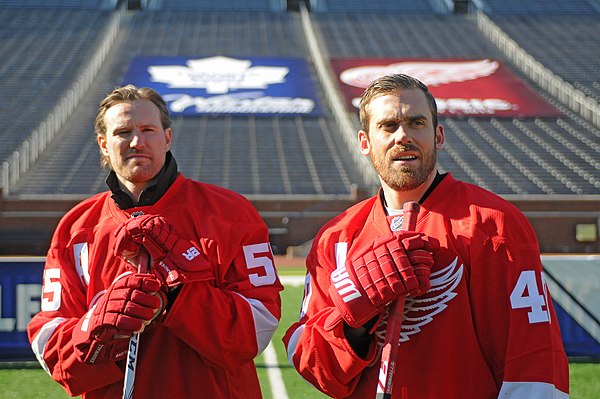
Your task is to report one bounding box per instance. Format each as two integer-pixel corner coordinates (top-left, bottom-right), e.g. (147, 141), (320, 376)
(330, 58), (562, 118)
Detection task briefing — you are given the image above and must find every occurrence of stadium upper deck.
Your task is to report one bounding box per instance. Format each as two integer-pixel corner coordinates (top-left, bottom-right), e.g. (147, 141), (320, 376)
(0, 0), (599, 198)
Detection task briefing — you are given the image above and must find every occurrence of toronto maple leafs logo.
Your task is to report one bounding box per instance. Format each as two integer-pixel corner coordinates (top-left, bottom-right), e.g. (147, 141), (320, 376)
(121, 55), (323, 116)
(374, 257), (464, 346)
(148, 56), (289, 94)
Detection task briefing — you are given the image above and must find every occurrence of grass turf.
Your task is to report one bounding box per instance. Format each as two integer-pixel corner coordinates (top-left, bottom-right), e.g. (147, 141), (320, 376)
(3, 265), (598, 398)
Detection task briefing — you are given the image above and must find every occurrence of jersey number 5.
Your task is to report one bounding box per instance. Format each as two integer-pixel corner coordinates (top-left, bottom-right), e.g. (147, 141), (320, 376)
(510, 270), (550, 324)
(243, 243), (276, 287)
(41, 268), (62, 311)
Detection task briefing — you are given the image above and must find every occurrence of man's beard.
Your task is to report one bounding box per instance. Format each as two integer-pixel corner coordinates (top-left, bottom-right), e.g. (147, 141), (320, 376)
(370, 144), (437, 191)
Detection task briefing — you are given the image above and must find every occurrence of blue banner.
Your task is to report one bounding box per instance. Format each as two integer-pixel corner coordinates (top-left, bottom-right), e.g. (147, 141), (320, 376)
(122, 55), (323, 116)
(1, 257), (598, 361)
(0, 258), (44, 361)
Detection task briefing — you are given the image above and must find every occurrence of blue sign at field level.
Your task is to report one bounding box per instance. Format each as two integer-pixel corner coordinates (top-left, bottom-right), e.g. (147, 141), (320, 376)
(1, 257), (599, 362)
(0, 258), (44, 361)
(122, 55), (323, 116)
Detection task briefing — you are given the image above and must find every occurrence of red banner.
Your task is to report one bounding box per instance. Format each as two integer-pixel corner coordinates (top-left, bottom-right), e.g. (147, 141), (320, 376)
(330, 58), (562, 118)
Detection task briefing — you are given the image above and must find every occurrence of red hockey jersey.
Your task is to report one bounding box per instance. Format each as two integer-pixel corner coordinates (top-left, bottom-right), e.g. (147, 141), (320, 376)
(283, 173), (568, 398)
(28, 174), (283, 398)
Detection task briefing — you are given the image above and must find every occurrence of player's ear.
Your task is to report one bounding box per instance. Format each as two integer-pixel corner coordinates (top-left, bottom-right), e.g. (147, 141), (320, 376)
(358, 130), (370, 156)
(435, 124), (444, 150)
(165, 127), (173, 151)
(97, 133), (109, 156)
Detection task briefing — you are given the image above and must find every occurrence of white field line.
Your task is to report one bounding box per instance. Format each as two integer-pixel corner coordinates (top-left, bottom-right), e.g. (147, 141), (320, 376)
(264, 275), (304, 399)
(279, 275), (305, 287)
(264, 340), (289, 399)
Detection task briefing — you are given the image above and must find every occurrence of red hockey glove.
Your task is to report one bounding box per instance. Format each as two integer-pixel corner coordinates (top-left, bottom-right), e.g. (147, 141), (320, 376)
(73, 273), (166, 364)
(114, 215), (214, 288)
(326, 232), (434, 330)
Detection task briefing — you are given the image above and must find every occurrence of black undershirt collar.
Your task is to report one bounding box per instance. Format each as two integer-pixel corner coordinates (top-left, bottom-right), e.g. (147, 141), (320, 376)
(380, 171), (447, 209)
(106, 151), (179, 210)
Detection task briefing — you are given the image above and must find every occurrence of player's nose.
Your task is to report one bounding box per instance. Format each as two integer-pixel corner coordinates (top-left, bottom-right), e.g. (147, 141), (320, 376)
(393, 125), (412, 144)
(129, 129), (145, 147)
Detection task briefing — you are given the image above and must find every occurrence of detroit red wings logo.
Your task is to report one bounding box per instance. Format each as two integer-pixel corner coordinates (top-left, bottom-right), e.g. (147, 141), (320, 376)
(340, 59), (499, 88)
(374, 257), (464, 346)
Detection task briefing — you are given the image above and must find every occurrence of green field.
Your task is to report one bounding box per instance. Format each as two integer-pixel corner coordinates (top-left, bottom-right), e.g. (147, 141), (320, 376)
(2, 268), (599, 398)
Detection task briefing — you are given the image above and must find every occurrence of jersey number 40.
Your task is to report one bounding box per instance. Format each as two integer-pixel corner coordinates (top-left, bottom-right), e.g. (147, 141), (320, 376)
(510, 270), (551, 324)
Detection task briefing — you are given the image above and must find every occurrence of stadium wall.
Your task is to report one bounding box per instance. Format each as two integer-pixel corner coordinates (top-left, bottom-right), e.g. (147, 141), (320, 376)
(0, 192), (598, 256)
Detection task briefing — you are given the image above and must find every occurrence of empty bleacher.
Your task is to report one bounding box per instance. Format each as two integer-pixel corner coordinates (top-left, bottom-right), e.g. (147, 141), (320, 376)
(4, 1), (599, 198)
(9, 8), (360, 196)
(0, 0), (107, 8)
(479, 0), (600, 15)
(313, 11), (600, 194)
(310, 0), (447, 13)
(0, 7), (114, 164)
(0, 1), (599, 254)
(489, 15), (600, 103)
(158, 0), (281, 11)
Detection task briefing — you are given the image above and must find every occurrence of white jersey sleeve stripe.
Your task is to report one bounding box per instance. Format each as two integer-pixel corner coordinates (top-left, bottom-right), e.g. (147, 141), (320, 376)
(498, 381), (569, 398)
(31, 317), (66, 375)
(73, 242), (90, 286)
(236, 293), (279, 355)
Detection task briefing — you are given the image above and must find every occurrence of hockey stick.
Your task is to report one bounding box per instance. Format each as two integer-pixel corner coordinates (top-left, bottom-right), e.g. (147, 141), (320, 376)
(122, 247), (150, 399)
(376, 201), (420, 399)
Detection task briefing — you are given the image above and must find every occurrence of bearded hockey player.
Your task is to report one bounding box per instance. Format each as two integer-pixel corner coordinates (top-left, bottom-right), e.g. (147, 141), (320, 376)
(283, 74), (568, 398)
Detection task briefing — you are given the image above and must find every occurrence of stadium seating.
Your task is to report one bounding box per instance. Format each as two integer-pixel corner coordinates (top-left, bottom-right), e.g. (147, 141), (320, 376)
(1, 0), (598, 197)
(159, 0), (281, 11)
(477, 0), (600, 105)
(0, 0), (600, 195)
(310, 0), (446, 13)
(480, 0), (600, 15)
(0, 0), (107, 8)
(0, 8), (114, 164)
(9, 8), (359, 196)
(0, 0), (599, 255)
(313, 11), (600, 194)
(490, 15), (600, 103)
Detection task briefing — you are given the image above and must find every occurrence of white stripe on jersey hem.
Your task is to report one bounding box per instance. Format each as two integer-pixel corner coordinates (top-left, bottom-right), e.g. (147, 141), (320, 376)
(235, 293), (279, 355)
(498, 381), (569, 398)
(31, 317), (66, 375)
(286, 324), (304, 367)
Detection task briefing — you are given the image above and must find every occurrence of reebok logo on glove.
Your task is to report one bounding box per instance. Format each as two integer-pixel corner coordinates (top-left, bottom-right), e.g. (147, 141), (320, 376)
(183, 246), (201, 261)
(72, 273), (166, 364)
(157, 261), (178, 284)
(331, 266), (361, 303)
